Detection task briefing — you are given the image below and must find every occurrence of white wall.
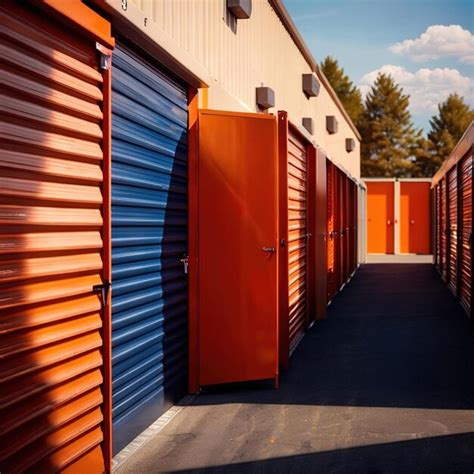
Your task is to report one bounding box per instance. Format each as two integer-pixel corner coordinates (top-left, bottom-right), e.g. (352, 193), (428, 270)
(104, 0), (361, 178)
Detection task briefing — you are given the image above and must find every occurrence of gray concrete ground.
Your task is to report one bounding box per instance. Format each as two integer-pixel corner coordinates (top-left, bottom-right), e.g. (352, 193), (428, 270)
(115, 264), (474, 474)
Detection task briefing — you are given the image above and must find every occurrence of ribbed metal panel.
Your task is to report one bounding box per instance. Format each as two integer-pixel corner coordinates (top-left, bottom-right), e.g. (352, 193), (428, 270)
(0, 4), (106, 472)
(435, 184), (442, 270)
(460, 154), (472, 314)
(448, 167), (458, 295)
(326, 161), (336, 301)
(111, 44), (188, 453)
(441, 178), (448, 280)
(287, 129), (308, 352)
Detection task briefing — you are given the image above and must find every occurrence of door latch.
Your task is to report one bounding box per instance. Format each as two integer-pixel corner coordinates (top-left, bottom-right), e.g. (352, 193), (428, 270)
(92, 281), (111, 307)
(180, 254), (189, 274)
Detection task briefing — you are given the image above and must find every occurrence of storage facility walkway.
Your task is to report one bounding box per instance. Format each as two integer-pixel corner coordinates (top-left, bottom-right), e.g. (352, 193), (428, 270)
(116, 264), (474, 474)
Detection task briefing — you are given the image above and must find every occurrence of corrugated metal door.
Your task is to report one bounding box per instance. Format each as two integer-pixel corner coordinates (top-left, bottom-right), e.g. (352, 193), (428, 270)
(327, 161), (336, 301)
(338, 170), (345, 289)
(435, 184), (442, 269)
(448, 167), (458, 295)
(441, 178), (448, 280)
(0, 4), (109, 472)
(287, 128), (309, 352)
(460, 154), (472, 314)
(111, 44), (188, 453)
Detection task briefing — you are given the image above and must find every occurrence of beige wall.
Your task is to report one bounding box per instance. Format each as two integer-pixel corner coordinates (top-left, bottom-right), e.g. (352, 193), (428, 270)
(104, 0), (361, 178)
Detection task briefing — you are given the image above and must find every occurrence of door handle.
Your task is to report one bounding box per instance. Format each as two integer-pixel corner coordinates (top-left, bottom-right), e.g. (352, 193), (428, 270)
(262, 247), (275, 253)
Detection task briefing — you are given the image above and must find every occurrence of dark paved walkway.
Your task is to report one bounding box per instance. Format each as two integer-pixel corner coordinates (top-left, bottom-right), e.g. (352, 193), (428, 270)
(117, 264), (474, 474)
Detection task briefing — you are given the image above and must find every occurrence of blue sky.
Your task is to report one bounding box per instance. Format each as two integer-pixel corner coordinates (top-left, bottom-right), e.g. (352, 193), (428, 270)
(284, 0), (474, 132)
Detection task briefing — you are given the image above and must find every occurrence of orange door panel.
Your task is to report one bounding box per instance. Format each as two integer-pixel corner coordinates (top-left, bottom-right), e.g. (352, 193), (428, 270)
(0, 3), (110, 473)
(197, 110), (278, 387)
(366, 182), (394, 254)
(400, 182), (431, 254)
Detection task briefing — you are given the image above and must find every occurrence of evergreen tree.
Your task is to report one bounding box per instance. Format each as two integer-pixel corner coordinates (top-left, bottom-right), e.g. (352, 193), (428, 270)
(360, 73), (421, 178)
(320, 56), (364, 126)
(417, 94), (474, 177)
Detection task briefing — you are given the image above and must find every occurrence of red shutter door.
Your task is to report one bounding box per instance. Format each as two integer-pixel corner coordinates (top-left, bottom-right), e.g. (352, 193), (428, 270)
(0, 4), (109, 472)
(287, 127), (309, 353)
(460, 154), (472, 314)
(448, 167), (458, 295)
(435, 184), (442, 269)
(327, 162), (336, 301)
(441, 178), (448, 280)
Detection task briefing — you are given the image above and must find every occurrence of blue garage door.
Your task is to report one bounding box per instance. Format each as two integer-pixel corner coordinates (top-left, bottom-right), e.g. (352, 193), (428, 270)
(111, 44), (188, 453)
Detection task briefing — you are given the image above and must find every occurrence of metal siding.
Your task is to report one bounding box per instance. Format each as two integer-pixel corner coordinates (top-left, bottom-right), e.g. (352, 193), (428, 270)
(448, 167), (458, 295)
(0, 4), (107, 472)
(111, 0), (361, 179)
(287, 128), (308, 353)
(111, 44), (188, 453)
(460, 154), (472, 314)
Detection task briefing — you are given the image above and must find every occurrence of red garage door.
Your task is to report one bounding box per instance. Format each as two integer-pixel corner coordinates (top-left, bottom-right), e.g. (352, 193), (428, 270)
(0, 3), (110, 472)
(448, 167), (458, 295)
(327, 162), (336, 301)
(460, 154), (472, 314)
(286, 127), (309, 354)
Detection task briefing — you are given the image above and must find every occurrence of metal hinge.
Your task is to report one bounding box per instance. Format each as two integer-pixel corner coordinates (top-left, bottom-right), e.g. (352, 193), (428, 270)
(96, 43), (112, 70)
(93, 281), (111, 306)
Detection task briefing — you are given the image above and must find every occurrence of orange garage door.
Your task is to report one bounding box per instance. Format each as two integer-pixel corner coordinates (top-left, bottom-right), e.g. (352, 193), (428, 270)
(400, 182), (431, 254)
(366, 182), (394, 254)
(0, 3), (110, 472)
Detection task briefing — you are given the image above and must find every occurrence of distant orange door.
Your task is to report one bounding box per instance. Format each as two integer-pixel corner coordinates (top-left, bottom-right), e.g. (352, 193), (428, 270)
(367, 182), (394, 254)
(400, 182), (431, 254)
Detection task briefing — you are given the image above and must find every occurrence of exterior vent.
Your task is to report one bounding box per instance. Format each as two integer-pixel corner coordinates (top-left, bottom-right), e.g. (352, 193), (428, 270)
(302, 73), (320, 97)
(346, 138), (356, 152)
(326, 116), (338, 134)
(256, 86), (275, 110)
(227, 0), (252, 19)
(302, 117), (314, 135)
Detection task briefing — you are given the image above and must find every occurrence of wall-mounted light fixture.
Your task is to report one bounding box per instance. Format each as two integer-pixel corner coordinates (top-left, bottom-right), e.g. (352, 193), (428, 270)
(302, 73), (320, 98)
(346, 138), (355, 152)
(256, 86), (275, 110)
(227, 0), (252, 19)
(302, 117), (314, 135)
(326, 116), (338, 134)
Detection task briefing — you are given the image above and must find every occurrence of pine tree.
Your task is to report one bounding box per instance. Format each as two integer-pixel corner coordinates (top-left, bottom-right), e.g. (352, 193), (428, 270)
(320, 56), (364, 126)
(417, 94), (474, 177)
(360, 73), (421, 178)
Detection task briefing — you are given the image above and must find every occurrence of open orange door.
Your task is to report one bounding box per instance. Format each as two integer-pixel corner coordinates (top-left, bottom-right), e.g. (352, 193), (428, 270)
(196, 110), (279, 387)
(400, 181), (431, 254)
(367, 181), (395, 254)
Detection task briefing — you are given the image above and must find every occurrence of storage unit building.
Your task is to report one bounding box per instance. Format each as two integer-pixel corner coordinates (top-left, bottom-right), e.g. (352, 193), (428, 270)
(432, 123), (473, 317)
(365, 178), (432, 255)
(0, 1), (365, 469)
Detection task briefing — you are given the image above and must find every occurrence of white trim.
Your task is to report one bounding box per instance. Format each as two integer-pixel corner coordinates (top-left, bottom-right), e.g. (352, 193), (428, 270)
(112, 395), (196, 471)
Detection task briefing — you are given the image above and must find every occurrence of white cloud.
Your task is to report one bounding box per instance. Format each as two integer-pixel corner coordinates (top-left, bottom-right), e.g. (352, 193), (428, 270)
(359, 65), (473, 115)
(390, 25), (474, 64)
